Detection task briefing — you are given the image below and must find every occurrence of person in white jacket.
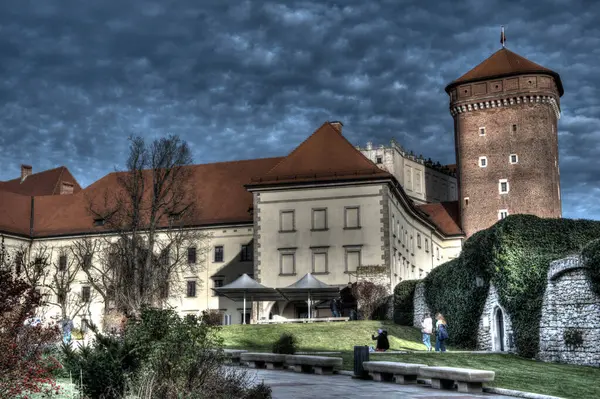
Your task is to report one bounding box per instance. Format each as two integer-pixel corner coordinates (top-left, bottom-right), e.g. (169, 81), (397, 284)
(421, 313), (433, 351)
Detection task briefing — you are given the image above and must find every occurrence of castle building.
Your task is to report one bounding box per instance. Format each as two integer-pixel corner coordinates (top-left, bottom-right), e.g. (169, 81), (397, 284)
(0, 42), (563, 327)
(445, 47), (563, 238)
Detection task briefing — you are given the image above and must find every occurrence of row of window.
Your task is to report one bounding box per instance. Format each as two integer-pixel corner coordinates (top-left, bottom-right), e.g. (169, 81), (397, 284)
(279, 206), (361, 232)
(186, 244), (253, 264)
(478, 154), (519, 167)
(277, 247), (362, 276)
(479, 124), (518, 136)
(392, 217), (441, 258)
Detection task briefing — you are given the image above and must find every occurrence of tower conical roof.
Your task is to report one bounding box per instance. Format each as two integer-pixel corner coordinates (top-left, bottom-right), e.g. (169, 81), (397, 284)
(445, 48), (563, 96)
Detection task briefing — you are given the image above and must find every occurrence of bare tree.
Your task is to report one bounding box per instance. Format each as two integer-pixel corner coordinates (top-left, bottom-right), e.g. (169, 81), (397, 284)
(86, 135), (208, 317)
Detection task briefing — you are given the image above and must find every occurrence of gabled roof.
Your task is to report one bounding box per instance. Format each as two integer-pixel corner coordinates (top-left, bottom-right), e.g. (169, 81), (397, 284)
(445, 48), (563, 96)
(417, 201), (462, 236)
(0, 166), (82, 196)
(247, 122), (390, 187)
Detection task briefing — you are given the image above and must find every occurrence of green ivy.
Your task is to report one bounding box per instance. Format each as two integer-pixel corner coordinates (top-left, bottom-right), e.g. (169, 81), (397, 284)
(422, 215), (600, 357)
(393, 280), (420, 325)
(582, 238), (600, 297)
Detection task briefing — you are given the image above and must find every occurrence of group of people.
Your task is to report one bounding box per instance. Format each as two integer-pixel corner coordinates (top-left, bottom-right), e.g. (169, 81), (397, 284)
(420, 312), (448, 352)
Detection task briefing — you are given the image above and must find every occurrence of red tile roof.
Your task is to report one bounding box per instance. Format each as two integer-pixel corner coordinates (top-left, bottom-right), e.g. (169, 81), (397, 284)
(248, 122), (391, 187)
(0, 166), (82, 196)
(445, 48), (563, 96)
(417, 201), (462, 236)
(0, 122), (462, 239)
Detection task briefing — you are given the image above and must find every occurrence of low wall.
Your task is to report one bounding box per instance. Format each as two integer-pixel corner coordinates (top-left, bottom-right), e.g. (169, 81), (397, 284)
(538, 255), (600, 367)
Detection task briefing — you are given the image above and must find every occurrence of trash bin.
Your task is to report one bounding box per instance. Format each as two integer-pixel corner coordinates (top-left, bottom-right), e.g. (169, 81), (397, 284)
(353, 345), (369, 378)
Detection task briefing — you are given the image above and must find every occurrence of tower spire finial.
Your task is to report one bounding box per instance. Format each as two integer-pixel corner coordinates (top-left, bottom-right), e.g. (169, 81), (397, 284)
(500, 25), (506, 48)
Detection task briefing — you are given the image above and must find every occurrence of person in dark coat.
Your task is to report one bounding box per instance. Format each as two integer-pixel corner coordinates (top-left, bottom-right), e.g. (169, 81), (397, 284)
(330, 298), (340, 317)
(371, 329), (390, 352)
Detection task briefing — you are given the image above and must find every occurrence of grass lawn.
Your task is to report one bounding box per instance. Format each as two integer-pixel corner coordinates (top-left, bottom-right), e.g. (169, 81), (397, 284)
(220, 321), (600, 399)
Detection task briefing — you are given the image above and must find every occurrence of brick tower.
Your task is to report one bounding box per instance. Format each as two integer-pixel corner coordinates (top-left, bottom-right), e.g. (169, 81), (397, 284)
(445, 40), (563, 238)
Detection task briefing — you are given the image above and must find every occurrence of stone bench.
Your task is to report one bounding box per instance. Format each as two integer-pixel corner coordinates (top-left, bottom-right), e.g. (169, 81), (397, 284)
(222, 349), (247, 365)
(285, 355), (343, 375)
(240, 353), (286, 370)
(418, 366), (495, 393)
(363, 361), (427, 384)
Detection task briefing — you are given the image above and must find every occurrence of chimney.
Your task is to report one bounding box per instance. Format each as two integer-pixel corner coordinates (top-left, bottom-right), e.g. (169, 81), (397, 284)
(60, 181), (74, 195)
(21, 165), (32, 182)
(329, 121), (343, 133)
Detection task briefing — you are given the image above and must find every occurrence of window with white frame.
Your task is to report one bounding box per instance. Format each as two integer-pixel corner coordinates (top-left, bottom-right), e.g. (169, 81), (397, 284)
(311, 248), (328, 274)
(417, 233), (422, 248)
(344, 206), (360, 229)
(311, 208), (327, 230)
(509, 154), (518, 164)
(425, 238), (429, 252)
(479, 156), (487, 167)
(280, 210), (295, 232)
(345, 247), (361, 272)
(499, 179), (509, 194)
(279, 250), (296, 275)
(464, 197), (469, 206)
(498, 209), (509, 220)
(479, 127), (486, 136)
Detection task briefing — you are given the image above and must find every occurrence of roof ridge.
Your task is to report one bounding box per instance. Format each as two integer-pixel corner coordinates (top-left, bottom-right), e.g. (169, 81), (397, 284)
(52, 166), (66, 195)
(262, 122), (331, 176)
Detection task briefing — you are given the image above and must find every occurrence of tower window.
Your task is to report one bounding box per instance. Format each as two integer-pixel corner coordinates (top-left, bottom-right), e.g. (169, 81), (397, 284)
(510, 154), (518, 164)
(479, 156), (487, 167)
(479, 127), (486, 136)
(512, 124), (517, 133)
(499, 179), (509, 194)
(498, 209), (509, 220)
(464, 197), (469, 206)
(376, 156), (383, 164)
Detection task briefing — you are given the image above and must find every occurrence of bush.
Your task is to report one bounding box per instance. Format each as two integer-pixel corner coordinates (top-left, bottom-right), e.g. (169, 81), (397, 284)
(0, 269), (62, 397)
(582, 238), (600, 297)
(201, 309), (224, 326)
(62, 307), (267, 399)
(353, 281), (389, 320)
(393, 280), (420, 325)
(422, 215), (600, 357)
(272, 333), (298, 354)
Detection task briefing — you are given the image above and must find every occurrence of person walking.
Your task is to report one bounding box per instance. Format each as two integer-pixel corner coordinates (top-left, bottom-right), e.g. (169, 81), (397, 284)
(421, 313), (433, 351)
(434, 313), (448, 352)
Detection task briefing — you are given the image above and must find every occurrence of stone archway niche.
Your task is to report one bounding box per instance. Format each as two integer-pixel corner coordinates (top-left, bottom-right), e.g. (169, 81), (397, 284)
(476, 285), (515, 352)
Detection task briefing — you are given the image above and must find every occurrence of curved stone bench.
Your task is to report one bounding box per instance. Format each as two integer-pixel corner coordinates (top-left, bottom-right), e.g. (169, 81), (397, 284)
(418, 366), (495, 393)
(285, 355), (343, 375)
(222, 349), (247, 365)
(240, 353), (286, 370)
(363, 361), (427, 384)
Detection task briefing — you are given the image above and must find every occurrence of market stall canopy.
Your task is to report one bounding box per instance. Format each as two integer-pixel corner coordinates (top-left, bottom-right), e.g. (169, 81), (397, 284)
(277, 273), (341, 301)
(212, 273), (284, 301)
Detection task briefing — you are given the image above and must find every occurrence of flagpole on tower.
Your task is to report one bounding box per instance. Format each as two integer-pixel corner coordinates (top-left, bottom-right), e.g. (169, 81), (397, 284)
(500, 25), (506, 48)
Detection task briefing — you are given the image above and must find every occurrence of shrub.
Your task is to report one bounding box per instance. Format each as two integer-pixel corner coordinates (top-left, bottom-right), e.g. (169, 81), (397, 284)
(353, 281), (389, 320)
(0, 269), (62, 398)
(201, 309), (224, 326)
(563, 328), (584, 349)
(422, 215), (600, 357)
(393, 280), (420, 325)
(272, 333), (298, 354)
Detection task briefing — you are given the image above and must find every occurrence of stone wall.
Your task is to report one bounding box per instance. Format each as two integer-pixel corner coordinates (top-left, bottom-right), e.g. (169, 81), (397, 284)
(538, 255), (600, 367)
(412, 282), (430, 327)
(476, 284), (516, 352)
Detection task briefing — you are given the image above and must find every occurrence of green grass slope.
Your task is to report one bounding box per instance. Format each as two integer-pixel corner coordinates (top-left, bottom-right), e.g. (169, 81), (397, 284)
(220, 320), (427, 352)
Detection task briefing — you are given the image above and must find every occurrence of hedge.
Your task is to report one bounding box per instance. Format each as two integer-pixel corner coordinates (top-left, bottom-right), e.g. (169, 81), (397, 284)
(582, 238), (600, 297)
(393, 280), (420, 325)
(423, 214), (600, 358)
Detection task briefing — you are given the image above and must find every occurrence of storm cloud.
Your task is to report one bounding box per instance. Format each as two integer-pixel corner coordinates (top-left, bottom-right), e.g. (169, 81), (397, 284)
(0, 0), (599, 219)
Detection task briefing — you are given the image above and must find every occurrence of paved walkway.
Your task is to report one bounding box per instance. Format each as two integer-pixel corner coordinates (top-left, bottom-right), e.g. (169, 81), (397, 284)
(245, 368), (508, 399)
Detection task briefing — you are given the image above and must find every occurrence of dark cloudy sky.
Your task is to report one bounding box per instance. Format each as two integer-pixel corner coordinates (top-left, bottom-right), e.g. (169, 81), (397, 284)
(0, 0), (599, 220)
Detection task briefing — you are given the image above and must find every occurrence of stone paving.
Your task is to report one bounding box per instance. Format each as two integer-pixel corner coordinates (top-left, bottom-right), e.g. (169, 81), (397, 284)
(243, 368), (509, 399)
